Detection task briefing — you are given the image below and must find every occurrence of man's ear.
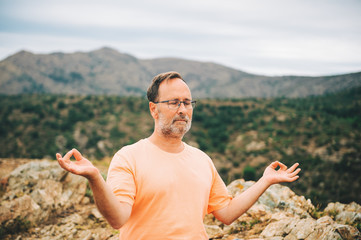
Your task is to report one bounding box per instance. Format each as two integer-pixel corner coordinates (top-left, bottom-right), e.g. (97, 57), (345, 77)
(149, 102), (158, 119)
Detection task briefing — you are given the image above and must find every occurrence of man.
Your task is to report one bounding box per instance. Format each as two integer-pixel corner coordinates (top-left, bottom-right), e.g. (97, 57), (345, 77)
(57, 71), (301, 239)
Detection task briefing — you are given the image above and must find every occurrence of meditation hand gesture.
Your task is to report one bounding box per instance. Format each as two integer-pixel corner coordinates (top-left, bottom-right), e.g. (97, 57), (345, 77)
(262, 161), (301, 185)
(56, 148), (99, 180)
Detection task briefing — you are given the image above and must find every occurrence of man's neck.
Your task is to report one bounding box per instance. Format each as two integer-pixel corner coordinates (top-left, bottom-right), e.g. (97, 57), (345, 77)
(148, 132), (185, 153)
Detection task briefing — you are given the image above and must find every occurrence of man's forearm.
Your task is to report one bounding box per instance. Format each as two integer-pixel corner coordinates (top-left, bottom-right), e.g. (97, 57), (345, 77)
(213, 176), (271, 225)
(87, 172), (132, 229)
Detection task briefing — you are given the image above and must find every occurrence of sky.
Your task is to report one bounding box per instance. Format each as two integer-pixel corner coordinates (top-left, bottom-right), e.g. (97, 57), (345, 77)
(0, 0), (360, 76)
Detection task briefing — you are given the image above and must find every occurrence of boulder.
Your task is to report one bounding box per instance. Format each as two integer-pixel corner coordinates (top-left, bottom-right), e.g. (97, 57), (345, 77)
(0, 195), (41, 223)
(325, 201), (361, 225)
(0, 160), (87, 225)
(227, 179), (314, 216)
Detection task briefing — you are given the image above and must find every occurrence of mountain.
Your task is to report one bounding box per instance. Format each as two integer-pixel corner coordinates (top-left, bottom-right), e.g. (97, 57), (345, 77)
(1, 47), (360, 98)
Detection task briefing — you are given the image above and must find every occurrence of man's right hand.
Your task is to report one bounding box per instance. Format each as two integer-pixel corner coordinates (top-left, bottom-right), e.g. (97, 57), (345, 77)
(57, 148), (132, 229)
(56, 148), (99, 180)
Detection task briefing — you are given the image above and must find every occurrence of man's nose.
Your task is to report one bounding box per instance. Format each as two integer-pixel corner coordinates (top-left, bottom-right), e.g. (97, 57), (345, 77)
(177, 102), (187, 113)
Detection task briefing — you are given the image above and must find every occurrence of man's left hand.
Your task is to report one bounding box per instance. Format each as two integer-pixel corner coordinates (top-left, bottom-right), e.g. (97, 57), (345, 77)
(262, 161), (301, 185)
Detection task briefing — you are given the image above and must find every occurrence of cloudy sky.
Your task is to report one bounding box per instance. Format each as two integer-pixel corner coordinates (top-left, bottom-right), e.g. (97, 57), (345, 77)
(0, 0), (360, 76)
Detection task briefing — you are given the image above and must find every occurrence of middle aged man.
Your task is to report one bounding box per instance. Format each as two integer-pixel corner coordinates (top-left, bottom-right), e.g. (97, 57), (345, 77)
(57, 71), (301, 240)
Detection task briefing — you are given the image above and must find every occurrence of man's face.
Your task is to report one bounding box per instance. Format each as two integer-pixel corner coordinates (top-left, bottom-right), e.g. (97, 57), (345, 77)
(155, 78), (193, 138)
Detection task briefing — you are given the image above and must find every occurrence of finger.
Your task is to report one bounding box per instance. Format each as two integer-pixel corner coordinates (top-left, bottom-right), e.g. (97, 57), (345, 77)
(56, 153), (65, 166)
(63, 149), (74, 161)
(270, 161), (280, 169)
(277, 161), (288, 171)
(56, 153), (67, 165)
(287, 175), (299, 182)
(287, 163), (299, 173)
(289, 168), (301, 177)
(57, 155), (70, 170)
(56, 153), (62, 160)
(72, 148), (83, 161)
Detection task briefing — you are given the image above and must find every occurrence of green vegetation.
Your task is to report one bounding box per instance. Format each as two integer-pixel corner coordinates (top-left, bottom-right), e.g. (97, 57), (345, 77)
(243, 166), (256, 181)
(0, 87), (360, 209)
(0, 95), (152, 160)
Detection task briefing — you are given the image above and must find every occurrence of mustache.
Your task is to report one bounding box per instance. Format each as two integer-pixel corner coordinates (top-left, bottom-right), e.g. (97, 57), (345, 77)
(173, 115), (190, 122)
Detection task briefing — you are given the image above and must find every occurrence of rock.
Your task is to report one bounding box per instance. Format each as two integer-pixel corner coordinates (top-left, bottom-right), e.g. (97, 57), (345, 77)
(316, 215), (334, 227)
(81, 196), (91, 205)
(288, 218), (316, 239)
(260, 217), (297, 238)
(227, 179), (314, 216)
(2, 161), (361, 240)
(0, 195), (41, 223)
(204, 224), (223, 239)
(335, 224), (361, 240)
(228, 179), (361, 240)
(59, 171), (87, 209)
(61, 213), (84, 225)
(325, 201), (361, 225)
(1, 160), (87, 225)
(30, 179), (63, 207)
(260, 209), (361, 240)
(90, 208), (103, 220)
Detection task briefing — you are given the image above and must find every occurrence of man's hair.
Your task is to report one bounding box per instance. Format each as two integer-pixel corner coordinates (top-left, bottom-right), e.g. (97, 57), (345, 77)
(147, 71), (185, 102)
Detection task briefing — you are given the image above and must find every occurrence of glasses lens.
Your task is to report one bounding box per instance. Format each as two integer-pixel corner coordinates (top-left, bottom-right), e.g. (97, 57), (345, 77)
(167, 100), (196, 109)
(168, 100), (180, 109)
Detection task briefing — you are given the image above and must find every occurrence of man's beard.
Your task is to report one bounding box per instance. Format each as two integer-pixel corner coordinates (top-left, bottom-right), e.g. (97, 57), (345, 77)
(158, 112), (192, 138)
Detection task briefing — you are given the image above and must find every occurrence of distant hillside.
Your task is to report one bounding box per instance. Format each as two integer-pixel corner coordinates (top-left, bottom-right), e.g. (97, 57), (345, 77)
(1, 47), (360, 98)
(1, 87), (360, 207)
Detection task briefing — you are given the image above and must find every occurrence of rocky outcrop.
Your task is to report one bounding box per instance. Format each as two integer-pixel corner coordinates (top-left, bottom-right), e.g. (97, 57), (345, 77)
(1, 161), (86, 224)
(1, 160), (360, 239)
(204, 179), (361, 240)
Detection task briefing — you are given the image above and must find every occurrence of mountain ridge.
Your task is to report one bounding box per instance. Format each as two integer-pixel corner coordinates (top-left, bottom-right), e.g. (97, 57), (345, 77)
(1, 47), (360, 98)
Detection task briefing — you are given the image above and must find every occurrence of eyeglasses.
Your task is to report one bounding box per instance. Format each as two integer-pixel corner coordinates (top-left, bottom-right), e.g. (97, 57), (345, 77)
(154, 99), (196, 110)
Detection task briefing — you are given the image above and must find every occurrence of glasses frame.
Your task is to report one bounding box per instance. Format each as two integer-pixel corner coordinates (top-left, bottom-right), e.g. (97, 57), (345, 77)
(153, 99), (196, 110)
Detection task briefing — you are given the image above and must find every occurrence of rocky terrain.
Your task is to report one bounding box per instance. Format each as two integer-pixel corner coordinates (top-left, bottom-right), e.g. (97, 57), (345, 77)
(1, 159), (360, 240)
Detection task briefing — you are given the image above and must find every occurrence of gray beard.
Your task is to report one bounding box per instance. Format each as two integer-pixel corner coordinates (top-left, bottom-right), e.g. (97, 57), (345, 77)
(158, 113), (192, 139)
(161, 121), (191, 139)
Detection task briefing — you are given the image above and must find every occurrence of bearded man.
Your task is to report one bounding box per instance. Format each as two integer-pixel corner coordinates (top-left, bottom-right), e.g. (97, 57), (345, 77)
(57, 71), (301, 240)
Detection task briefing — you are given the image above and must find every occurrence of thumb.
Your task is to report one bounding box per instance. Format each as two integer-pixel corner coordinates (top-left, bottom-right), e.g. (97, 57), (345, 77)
(269, 161), (280, 169)
(72, 148), (83, 161)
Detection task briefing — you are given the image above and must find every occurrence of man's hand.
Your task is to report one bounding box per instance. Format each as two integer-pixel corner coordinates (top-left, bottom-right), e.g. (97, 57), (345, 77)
(262, 161), (301, 185)
(56, 148), (99, 180)
(213, 161), (301, 225)
(57, 148), (132, 229)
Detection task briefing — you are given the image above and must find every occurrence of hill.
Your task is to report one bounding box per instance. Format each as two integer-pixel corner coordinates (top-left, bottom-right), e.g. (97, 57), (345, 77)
(1, 47), (361, 98)
(0, 87), (360, 208)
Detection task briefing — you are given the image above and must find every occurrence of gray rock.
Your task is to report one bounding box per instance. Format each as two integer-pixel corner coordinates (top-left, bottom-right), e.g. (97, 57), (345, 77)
(2, 164), (361, 240)
(1, 160), (87, 225)
(0, 195), (41, 223)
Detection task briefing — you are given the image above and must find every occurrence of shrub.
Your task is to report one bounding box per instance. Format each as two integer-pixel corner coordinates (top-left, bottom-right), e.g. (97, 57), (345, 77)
(243, 166), (256, 181)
